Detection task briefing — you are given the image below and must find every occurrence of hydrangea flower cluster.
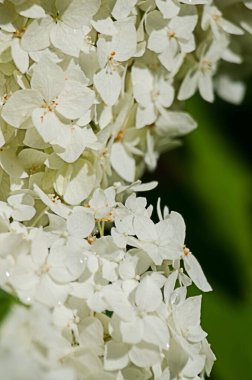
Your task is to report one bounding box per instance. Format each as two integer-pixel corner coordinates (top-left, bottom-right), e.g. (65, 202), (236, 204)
(0, 185), (214, 379)
(0, 0), (251, 379)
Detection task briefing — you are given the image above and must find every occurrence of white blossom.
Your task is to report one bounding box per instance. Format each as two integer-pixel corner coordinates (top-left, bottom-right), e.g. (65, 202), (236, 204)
(0, 0), (250, 377)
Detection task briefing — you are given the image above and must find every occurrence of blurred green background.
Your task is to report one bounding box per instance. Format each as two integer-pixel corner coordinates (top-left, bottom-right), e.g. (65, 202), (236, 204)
(144, 82), (252, 380)
(0, 82), (251, 379)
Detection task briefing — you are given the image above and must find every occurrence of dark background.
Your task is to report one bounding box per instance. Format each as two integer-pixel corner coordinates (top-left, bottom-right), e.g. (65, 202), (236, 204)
(144, 81), (252, 380)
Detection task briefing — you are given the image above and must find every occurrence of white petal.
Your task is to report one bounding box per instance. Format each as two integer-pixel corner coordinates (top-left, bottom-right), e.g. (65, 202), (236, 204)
(112, 19), (137, 61)
(11, 38), (29, 74)
(58, 0), (101, 28)
(136, 105), (156, 129)
(33, 184), (70, 219)
(131, 66), (153, 107)
(35, 275), (69, 307)
(133, 215), (157, 242)
(215, 75), (245, 105)
(21, 17), (53, 52)
(120, 317), (144, 344)
(142, 315), (170, 349)
(91, 17), (117, 35)
(135, 276), (162, 312)
(221, 19), (244, 35)
(31, 58), (64, 102)
(183, 253), (212, 292)
(129, 342), (160, 367)
(67, 207), (95, 238)
(53, 125), (90, 163)
(56, 80), (95, 119)
(94, 68), (121, 106)
(48, 240), (85, 282)
(110, 142), (135, 182)
(181, 0), (210, 3)
(32, 108), (63, 144)
(50, 22), (84, 57)
(148, 30), (168, 54)
(178, 69), (199, 101)
(112, 0), (137, 20)
(198, 72), (214, 103)
(156, 0), (180, 19)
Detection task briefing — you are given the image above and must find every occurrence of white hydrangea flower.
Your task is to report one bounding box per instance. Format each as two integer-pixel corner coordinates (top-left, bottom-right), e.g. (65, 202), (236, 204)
(0, 0), (251, 377)
(131, 65), (174, 128)
(2, 58), (95, 144)
(147, 6), (198, 73)
(21, 0), (100, 57)
(202, 4), (244, 37)
(94, 19), (137, 105)
(178, 39), (227, 102)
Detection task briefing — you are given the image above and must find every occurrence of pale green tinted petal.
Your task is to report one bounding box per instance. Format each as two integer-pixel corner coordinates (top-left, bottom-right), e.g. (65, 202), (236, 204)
(244, 0), (252, 9)
(55, 160), (95, 205)
(0, 1), (17, 32)
(2, 89), (42, 128)
(0, 149), (27, 178)
(16, 1), (46, 18)
(18, 148), (47, 171)
(104, 342), (129, 371)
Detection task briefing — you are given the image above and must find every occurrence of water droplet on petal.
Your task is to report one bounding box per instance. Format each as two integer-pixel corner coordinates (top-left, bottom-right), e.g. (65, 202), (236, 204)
(25, 296), (32, 303)
(5, 271), (10, 278)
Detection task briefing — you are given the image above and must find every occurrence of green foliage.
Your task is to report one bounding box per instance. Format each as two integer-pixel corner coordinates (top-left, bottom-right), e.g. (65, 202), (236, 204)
(0, 289), (14, 324)
(185, 96), (252, 380)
